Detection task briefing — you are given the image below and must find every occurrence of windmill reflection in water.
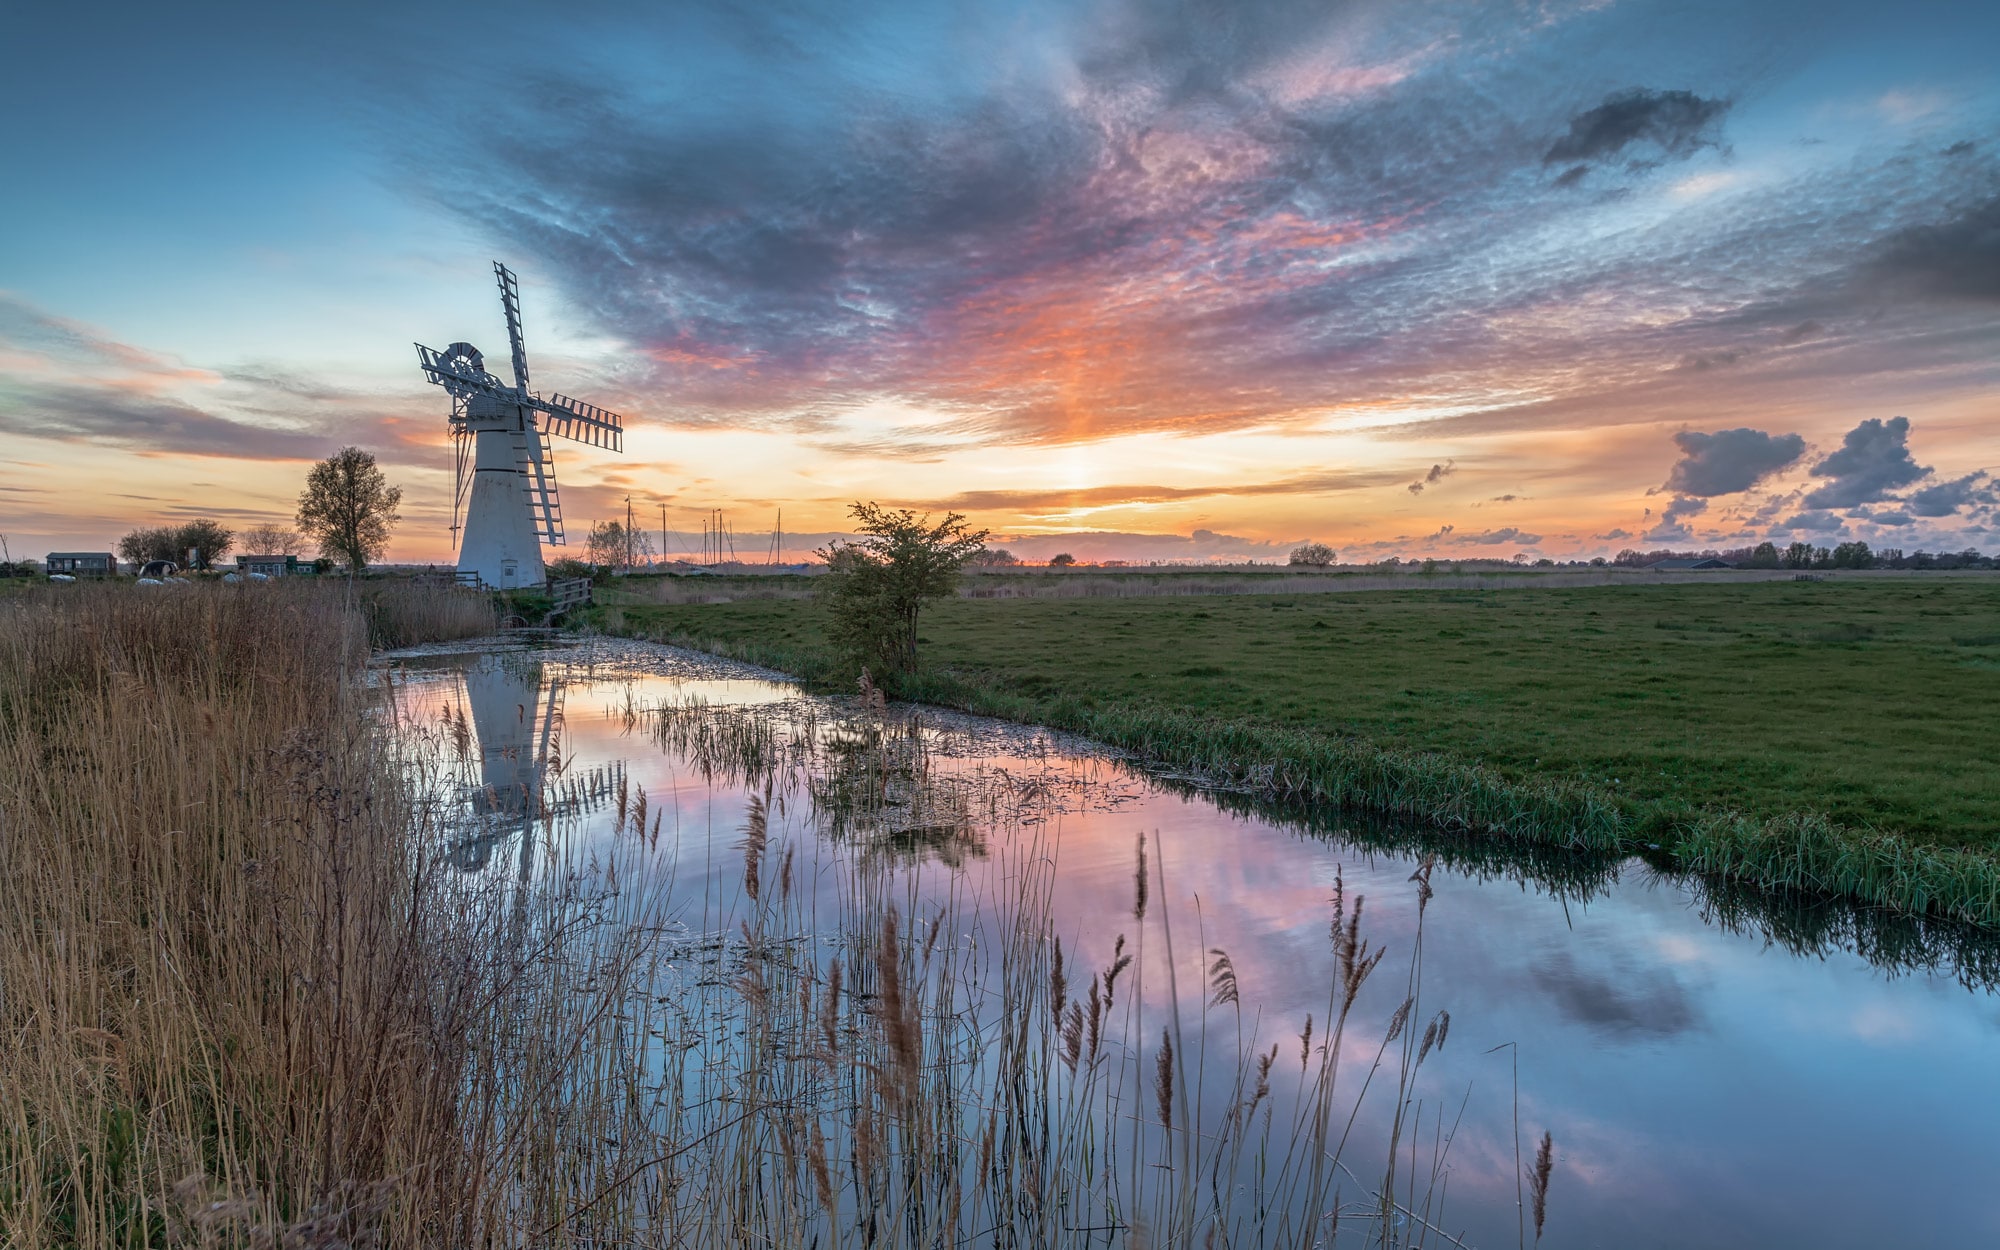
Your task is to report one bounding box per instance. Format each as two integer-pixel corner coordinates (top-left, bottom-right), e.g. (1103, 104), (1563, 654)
(442, 654), (624, 878)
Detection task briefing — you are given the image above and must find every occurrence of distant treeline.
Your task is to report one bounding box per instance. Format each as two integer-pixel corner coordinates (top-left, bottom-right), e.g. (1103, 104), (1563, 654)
(1613, 541), (1994, 571)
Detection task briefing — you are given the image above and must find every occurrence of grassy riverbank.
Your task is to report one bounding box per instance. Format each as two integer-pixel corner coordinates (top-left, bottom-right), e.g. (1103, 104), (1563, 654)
(595, 574), (2000, 923)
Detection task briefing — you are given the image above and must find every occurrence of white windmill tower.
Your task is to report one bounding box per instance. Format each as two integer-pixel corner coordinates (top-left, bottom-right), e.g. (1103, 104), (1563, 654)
(416, 263), (625, 589)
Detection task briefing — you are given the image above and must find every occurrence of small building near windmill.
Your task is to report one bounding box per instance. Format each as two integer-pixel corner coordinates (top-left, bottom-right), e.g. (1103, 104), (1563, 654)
(236, 553), (312, 577)
(46, 552), (117, 576)
(1649, 557), (1731, 571)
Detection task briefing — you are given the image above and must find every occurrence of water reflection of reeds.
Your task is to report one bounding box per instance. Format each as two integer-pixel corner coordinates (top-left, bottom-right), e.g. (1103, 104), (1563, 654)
(651, 696), (1125, 870)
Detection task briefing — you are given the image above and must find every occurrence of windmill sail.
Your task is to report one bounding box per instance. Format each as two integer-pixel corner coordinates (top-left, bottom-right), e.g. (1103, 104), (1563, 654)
(517, 424), (564, 545)
(535, 394), (623, 451)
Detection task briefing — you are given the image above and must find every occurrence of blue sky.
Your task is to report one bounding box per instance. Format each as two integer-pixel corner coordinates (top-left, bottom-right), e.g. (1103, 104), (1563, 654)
(3, 0), (1996, 562)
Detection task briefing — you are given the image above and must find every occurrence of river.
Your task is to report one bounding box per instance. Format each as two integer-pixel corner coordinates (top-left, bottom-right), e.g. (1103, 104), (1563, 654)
(375, 635), (2000, 1249)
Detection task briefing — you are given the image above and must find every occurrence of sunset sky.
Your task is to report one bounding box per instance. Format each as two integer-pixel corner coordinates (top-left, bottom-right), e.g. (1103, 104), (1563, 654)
(4, 0), (1997, 564)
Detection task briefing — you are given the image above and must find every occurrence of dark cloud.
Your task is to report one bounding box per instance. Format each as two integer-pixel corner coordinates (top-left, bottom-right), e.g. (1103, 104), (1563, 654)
(1664, 495), (1708, 521)
(1532, 950), (1698, 1039)
(1663, 427), (1806, 497)
(1597, 528), (1632, 541)
(1677, 350), (1740, 372)
(1801, 416), (1930, 509)
(1774, 509), (1844, 534)
(1944, 141), (1976, 158)
(1866, 511), (1914, 526)
(0, 381), (333, 460)
(1907, 472), (1991, 517)
(1747, 489), (1801, 525)
(1543, 88), (1730, 168)
(1860, 195), (2000, 304)
(1778, 319), (1823, 344)
(1644, 494), (1708, 542)
(1406, 460), (1455, 495)
(1460, 526), (1541, 545)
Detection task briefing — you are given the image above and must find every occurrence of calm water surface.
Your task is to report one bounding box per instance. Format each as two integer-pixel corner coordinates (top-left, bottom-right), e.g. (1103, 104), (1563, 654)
(376, 636), (2000, 1249)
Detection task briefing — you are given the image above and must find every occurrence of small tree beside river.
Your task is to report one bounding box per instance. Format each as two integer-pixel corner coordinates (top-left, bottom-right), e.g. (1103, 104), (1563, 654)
(817, 503), (988, 676)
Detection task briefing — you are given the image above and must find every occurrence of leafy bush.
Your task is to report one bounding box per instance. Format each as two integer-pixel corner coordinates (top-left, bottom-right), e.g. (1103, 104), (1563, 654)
(817, 503), (988, 675)
(1288, 541), (1337, 567)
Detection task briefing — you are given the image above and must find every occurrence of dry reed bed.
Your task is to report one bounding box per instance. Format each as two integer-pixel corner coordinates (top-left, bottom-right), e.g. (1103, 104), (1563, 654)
(0, 581), (520, 1245)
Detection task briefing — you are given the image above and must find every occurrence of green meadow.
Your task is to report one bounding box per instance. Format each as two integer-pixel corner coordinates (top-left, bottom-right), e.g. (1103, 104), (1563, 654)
(601, 574), (2000, 878)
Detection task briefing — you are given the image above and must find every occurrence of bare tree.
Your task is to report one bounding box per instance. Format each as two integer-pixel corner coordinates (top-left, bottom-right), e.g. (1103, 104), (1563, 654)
(297, 447), (402, 572)
(240, 523), (308, 557)
(585, 520), (654, 570)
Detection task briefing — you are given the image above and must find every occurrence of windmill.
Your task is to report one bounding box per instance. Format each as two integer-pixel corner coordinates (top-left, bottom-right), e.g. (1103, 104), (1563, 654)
(416, 262), (625, 589)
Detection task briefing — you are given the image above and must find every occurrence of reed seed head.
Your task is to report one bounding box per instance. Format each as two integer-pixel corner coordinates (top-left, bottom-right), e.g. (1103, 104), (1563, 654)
(1385, 995), (1413, 1044)
(1531, 1130), (1555, 1243)
(1050, 936), (1068, 1025)
(1207, 947), (1240, 1009)
(741, 793), (769, 902)
(1133, 833), (1150, 921)
(1086, 975), (1104, 1063)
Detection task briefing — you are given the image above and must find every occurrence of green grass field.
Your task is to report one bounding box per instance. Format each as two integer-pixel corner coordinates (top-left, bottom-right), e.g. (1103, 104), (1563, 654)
(605, 576), (2000, 845)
